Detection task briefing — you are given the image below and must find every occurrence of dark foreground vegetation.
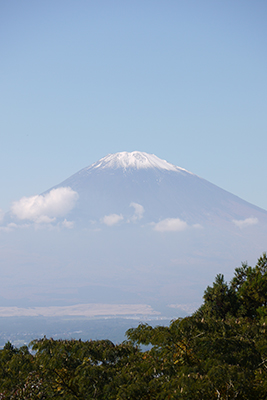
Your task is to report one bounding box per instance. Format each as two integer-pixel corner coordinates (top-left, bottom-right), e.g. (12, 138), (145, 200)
(1, 254), (267, 399)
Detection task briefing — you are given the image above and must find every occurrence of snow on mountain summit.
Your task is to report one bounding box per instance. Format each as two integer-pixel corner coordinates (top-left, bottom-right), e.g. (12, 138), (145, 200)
(89, 151), (189, 172)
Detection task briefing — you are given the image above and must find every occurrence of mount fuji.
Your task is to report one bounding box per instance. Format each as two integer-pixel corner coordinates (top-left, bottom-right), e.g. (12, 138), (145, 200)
(1, 152), (267, 317)
(51, 151), (267, 229)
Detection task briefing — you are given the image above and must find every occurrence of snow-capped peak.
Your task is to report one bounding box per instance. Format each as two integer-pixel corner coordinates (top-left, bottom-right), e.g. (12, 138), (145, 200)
(89, 151), (189, 172)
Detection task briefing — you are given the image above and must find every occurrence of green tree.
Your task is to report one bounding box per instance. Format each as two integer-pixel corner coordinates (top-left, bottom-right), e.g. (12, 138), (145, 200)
(231, 252), (267, 318)
(0, 342), (35, 399)
(126, 316), (264, 399)
(196, 274), (238, 319)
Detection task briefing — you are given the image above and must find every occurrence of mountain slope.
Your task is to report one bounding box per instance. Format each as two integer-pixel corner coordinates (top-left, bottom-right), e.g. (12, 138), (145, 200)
(52, 151), (267, 227)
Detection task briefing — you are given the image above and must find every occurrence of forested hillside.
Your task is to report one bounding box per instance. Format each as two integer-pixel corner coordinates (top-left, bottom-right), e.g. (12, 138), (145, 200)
(1, 254), (267, 399)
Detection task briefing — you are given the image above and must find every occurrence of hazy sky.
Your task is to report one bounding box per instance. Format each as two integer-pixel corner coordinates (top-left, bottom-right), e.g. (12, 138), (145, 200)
(1, 0), (267, 212)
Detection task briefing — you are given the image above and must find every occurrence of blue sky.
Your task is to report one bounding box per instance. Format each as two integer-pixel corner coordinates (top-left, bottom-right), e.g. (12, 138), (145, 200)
(1, 0), (267, 212)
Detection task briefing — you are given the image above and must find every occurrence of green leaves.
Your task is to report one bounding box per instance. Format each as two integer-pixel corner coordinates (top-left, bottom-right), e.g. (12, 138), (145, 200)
(0, 321), (266, 399)
(197, 253), (267, 320)
(231, 253), (267, 318)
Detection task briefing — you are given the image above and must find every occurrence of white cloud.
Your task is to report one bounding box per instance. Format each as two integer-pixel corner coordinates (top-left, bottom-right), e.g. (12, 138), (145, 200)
(0, 209), (4, 224)
(193, 223), (203, 229)
(130, 202), (144, 221)
(0, 222), (31, 232)
(101, 213), (123, 226)
(233, 217), (258, 229)
(0, 223), (17, 232)
(35, 216), (56, 224)
(62, 219), (75, 229)
(11, 187), (79, 223)
(153, 218), (188, 232)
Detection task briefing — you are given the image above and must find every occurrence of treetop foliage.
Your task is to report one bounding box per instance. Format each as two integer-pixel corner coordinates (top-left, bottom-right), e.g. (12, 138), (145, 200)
(197, 252), (267, 320)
